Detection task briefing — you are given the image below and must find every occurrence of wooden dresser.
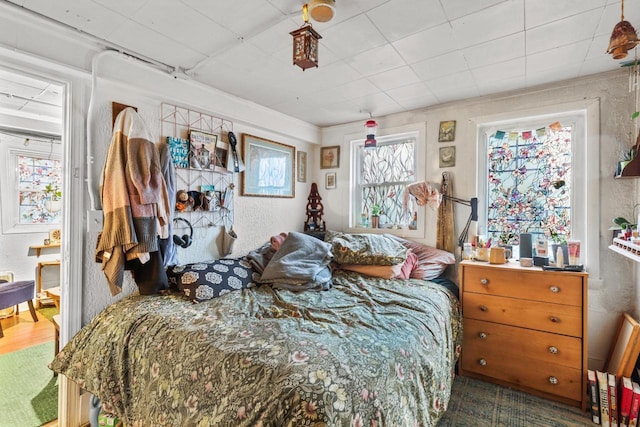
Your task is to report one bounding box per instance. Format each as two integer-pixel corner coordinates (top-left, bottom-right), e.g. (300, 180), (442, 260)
(459, 260), (588, 410)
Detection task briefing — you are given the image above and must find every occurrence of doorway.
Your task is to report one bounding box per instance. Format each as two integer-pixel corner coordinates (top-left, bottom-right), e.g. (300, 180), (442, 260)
(0, 66), (65, 427)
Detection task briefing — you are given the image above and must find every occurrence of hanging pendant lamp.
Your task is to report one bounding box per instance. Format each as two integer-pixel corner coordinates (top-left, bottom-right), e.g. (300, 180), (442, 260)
(290, 4), (322, 70)
(607, 0), (639, 60)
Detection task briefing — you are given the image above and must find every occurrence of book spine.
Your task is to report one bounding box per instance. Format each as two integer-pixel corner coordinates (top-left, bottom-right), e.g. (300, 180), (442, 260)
(629, 382), (640, 427)
(611, 373), (619, 427)
(621, 376), (634, 427)
(599, 371), (611, 427)
(590, 370), (601, 424)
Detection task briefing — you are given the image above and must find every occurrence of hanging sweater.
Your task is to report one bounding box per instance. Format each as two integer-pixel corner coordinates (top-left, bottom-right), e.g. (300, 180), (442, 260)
(95, 107), (171, 295)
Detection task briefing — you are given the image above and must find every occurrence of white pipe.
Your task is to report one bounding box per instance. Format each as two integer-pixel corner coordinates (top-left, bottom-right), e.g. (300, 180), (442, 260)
(86, 49), (120, 211)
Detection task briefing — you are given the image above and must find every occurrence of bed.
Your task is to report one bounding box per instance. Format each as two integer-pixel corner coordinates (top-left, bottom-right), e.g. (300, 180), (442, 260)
(50, 232), (462, 426)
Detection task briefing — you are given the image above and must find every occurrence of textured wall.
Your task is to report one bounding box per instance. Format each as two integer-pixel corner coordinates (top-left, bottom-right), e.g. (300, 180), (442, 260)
(319, 69), (636, 368)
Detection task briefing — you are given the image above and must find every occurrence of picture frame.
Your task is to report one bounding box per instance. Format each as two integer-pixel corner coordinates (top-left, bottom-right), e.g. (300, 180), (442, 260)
(605, 312), (640, 378)
(325, 172), (336, 189)
(297, 151), (307, 183)
(190, 130), (218, 170)
(320, 145), (340, 169)
(439, 146), (456, 168)
(241, 134), (295, 198)
(438, 120), (456, 142)
(214, 142), (229, 171)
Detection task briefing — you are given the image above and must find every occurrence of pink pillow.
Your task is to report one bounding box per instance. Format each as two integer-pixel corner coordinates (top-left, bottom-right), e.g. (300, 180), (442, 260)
(270, 232), (288, 250)
(385, 235), (455, 280)
(398, 250), (418, 279)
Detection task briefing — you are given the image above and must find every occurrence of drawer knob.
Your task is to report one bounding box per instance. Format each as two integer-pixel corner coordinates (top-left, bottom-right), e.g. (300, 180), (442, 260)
(480, 305), (488, 312)
(478, 358), (487, 366)
(549, 376), (558, 385)
(548, 346), (558, 354)
(480, 278), (489, 285)
(549, 286), (560, 293)
(479, 332), (487, 340)
(550, 316), (560, 323)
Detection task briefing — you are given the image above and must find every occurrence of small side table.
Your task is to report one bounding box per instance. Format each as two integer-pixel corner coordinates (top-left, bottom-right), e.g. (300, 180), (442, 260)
(45, 286), (61, 309)
(36, 261), (60, 308)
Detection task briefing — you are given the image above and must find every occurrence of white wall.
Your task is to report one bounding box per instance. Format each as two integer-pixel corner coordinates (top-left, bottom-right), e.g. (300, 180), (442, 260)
(320, 70), (637, 369)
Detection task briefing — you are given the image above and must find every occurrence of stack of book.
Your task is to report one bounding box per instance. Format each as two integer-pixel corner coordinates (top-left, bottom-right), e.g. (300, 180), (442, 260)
(589, 370), (640, 426)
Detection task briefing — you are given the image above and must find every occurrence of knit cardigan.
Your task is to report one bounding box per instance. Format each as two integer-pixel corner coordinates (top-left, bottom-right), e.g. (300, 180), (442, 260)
(96, 107), (171, 295)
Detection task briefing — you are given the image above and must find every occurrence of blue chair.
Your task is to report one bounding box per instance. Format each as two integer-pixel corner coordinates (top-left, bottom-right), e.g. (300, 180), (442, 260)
(0, 279), (38, 338)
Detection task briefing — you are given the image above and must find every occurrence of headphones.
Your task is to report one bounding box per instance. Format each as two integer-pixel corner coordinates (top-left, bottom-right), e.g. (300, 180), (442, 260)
(173, 217), (193, 248)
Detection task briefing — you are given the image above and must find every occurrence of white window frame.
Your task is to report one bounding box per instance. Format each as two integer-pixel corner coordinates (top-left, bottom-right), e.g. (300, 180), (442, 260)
(347, 123), (426, 238)
(0, 137), (62, 234)
(473, 99), (600, 279)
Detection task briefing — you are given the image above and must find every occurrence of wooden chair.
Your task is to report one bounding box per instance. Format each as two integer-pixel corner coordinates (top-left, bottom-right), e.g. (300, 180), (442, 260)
(0, 279), (38, 338)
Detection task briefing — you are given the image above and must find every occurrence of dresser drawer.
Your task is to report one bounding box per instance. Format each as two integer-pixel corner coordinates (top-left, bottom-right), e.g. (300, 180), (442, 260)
(462, 265), (583, 306)
(463, 318), (582, 369)
(463, 293), (583, 337)
(460, 348), (583, 401)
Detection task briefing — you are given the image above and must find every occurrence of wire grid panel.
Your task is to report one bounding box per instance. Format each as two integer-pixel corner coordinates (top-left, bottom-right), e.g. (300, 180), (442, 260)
(161, 102), (235, 229)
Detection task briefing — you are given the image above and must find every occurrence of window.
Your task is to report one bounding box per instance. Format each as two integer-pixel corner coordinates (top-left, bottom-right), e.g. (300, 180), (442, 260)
(350, 131), (418, 230)
(485, 125), (572, 245)
(1, 133), (62, 234)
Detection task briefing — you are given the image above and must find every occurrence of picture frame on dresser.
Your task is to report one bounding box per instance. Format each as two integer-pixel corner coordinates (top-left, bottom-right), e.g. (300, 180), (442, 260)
(605, 312), (640, 378)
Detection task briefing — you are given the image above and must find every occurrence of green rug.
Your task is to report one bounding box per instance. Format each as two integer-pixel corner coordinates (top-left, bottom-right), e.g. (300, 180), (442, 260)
(37, 306), (59, 322)
(0, 342), (58, 427)
(438, 376), (592, 426)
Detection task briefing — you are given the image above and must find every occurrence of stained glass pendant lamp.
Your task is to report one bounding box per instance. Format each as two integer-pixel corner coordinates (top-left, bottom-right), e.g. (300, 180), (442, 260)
(290, 4), (322, 70)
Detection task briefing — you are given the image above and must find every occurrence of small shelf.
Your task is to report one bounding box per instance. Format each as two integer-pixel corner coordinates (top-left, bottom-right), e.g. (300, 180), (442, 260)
(609, 238), (640, 262)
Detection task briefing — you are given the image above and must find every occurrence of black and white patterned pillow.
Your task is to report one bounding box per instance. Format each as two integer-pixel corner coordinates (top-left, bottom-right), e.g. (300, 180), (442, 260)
(167, 258), (259, 303)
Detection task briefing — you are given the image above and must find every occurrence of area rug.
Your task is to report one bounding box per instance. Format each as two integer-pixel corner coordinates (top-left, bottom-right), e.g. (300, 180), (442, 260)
(37, 306), (59, 322)
(0, 342), (58, 427)
(438, 376), (592, 426)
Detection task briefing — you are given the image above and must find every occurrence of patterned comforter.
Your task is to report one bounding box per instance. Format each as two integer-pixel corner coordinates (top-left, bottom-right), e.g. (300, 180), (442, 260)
(50, 271), (462, 426)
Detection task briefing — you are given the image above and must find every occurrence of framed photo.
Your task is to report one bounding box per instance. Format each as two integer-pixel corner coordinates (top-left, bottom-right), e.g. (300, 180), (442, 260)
(439, 146), (456, 168)
(438, 120), (456, 142)
(214, 142), (229, 170)
(241, 134), (295, 198)
(190, 130), (218, 169)
(320, 145), (340, 169)
(297, 151), (307, 182)
(325, 172), (336, 189)
(605, 313), (640, 378)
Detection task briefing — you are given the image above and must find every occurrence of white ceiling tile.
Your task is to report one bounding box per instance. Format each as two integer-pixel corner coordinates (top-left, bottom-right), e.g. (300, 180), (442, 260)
(386, 82), (434, 102)
(367, 66), (421, 91)
(526, 62), (583, 88)
(526, 9), (603, 54)
(131, 0), (237, 55)
(526, 41), (592, 76)
(91, 0), (150, 18)
(441, 0), (508, 20)
(367, 0), (447, 42)
(425, 71), (480, 102)
(393, 23), (457, 65)
(476, 75), (528, 96)
(321, 14), (387, 60)
(463, 33), (525, 70)
(451, 0), (525, 48)
(346, 44), (406, 77)
(108, 20), (206, 68)
(472, 57), (526, 85)
(411, 51), (469, 81)
(525, 0), (607, 29)
(22, 0), (129, 39)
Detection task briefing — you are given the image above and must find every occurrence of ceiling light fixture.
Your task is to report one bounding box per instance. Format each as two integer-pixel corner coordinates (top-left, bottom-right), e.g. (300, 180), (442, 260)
(308, 0), (336, 23)
(290, 4), (322, 71)
(607, 0), (639, 60)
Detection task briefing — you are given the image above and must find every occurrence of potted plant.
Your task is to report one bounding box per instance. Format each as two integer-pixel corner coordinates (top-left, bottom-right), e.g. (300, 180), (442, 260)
(43, 183), (62, 213)
(371, 204), (381, 228)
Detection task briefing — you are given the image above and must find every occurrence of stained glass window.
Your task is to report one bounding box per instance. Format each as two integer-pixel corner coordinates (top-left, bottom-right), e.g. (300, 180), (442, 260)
(17, 155), (63, 225)
(353, 132), (417, 228)
(486, 126), (572, 245)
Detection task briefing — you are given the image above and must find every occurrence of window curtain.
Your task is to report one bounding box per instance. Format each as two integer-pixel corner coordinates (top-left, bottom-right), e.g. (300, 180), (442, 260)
(437, 172), (455, 253)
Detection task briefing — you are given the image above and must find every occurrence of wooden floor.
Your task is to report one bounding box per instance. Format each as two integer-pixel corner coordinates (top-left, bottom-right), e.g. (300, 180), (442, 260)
(1, 304), (58, 426)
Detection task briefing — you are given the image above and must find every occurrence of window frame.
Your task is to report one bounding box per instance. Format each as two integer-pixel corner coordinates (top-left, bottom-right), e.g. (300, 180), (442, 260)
(0, 136), (62, 234)
(474, 100), (599, 277)
(347, 123), (426, 238)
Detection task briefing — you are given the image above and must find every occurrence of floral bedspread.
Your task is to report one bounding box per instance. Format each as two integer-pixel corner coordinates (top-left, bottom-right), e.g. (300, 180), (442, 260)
(50, 271), (462, 427)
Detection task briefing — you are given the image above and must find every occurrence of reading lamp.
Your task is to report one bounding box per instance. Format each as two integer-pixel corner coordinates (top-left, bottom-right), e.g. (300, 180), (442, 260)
(405, 181), (478, 249)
